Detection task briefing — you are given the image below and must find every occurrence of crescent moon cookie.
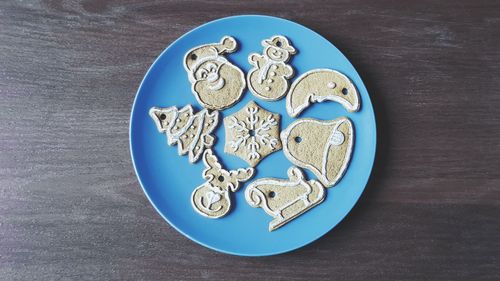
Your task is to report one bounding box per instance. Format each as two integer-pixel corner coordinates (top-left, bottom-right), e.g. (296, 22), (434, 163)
(245, 166), (325, 231)
(281, 117), (354, 187)
(247, 35), (296, 101)
(191, 149), (254, 218)
(184, 36), (246, 110)
(149, 105), (218, 163)
(286, 69), (360, 117)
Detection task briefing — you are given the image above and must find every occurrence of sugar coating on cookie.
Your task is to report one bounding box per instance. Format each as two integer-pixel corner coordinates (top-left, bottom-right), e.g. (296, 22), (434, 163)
(247, 35), (296, 101)
(281, 117), (354, 187)
(191, 149), (254, 218)
(224, 101), (282, 167)
(149, 105), (218, 163)
(184, 36), (246, 110)
(245, 166), (325, 231)
(286, 69), (360, 117)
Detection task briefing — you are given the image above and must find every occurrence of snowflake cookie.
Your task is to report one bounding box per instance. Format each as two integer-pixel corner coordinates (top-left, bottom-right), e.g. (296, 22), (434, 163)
(224, 101), (282, 167)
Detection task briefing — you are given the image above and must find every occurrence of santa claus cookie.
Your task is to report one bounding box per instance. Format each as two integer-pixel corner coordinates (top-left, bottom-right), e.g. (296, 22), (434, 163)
(281, 117), (354, 187)
(245, 166), (325, 231)
(149, 105), (218, 163)
(247, 35), (296, 101)
(192, 149), (254, 218)
(184, 36), (246, 110)
(286, 69), (360, 117)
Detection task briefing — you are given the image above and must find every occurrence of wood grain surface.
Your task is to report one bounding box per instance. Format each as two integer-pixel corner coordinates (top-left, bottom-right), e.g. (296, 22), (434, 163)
(1, 0), (499, 280)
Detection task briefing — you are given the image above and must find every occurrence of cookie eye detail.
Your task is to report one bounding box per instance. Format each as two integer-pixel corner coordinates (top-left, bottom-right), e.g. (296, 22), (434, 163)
(342, 88), (348, 95)
(196, 68), (208, 80)
(206, 62), (217, 73)
(160, 113), (166, 120)
(268, 191), (276, 198)
(294, 136), (302, 143)
(190, 53), (197, 60)
(218, 175), (224, 182)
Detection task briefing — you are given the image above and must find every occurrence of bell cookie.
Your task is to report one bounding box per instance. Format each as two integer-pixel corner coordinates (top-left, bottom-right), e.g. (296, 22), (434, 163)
(286, 69), (360, 117)
(247, 35), (296, 101)
(224, 101), (282, 167)
(191, 149), (254, 218)
(184, 36), (246, 110)
(281, 117), (354, 187)
(245, 166), (325, 231)
(149, 105), (218, 163)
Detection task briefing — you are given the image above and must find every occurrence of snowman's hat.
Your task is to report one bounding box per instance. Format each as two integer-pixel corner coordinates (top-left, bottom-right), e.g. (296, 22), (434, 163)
(262, 36), (296, 53)
(184, 36), (237, 75)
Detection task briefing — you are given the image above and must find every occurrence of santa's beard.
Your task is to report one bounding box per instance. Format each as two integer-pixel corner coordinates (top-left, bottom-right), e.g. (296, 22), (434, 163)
(193, 64), (245, 110)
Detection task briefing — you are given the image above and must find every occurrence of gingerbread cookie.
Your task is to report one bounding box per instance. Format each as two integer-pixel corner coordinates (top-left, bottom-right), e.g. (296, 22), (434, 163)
(281, 117), (354, 187)
(286, 69), (360, 117)
(191, 149), (254, 218)
(149, 105), (218, 163)
(245, 166), (325, 231)
(224, 101), (282, 167)
(184, 36), (246, 110)
(247, 35), (296, 101)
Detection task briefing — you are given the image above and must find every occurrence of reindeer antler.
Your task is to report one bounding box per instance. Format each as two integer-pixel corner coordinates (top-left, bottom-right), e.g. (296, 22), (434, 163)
(202, 149), (222, 181)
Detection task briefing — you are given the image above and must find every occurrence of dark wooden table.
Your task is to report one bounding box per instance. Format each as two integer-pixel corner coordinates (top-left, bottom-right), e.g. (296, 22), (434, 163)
(1, 1), (499, 280)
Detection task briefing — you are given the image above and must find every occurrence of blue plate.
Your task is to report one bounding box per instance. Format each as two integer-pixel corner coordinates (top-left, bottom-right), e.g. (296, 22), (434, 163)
(130, 15), (376, 256)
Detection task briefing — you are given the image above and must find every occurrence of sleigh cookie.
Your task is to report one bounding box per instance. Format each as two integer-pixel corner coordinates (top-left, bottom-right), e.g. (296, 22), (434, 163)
(247, 35), (296, 101)
(184, 36), (246, 110)
(149, 105), (218, 163)
(191, 149), (254, 218)
(245, 167), (325, 231)
(286, 69), (360, 117)
(281, 117), (354, 187)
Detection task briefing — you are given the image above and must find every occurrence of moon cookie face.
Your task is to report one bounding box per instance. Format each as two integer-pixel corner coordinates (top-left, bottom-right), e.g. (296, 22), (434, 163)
(286, 69), (360, 117)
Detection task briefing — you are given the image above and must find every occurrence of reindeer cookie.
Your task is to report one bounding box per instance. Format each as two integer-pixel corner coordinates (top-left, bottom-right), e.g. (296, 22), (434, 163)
(245, 167), (325, 231)
(247, 35), (296, 101)
(286, 69), (360, 117)
(191, 149), (254, 218)
(149, 105), (218, 163)
(184, 36), (246, 110)
(281, 117), (354, 187)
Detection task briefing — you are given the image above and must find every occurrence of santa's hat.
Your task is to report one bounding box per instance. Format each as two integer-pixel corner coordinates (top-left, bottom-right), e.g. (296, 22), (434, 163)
(184, 36), (237, 74)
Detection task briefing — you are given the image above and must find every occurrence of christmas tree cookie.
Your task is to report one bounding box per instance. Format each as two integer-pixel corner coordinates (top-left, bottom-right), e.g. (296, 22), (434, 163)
(149, 105), (218, 163)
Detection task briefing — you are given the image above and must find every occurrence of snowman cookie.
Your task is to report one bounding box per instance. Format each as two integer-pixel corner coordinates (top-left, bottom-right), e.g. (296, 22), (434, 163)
(149, 105), (218, 163)
(286, 69), (360, 117)
(191, 149), (254, 218)
(245, 166), (325, 231)
(184, 36), (246, 110)
(247, 35), (296, 101)
(281, 117), (354, 187)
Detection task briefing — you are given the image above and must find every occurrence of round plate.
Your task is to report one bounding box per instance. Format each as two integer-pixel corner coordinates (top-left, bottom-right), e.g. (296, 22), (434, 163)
(130, 15), (376, 256)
